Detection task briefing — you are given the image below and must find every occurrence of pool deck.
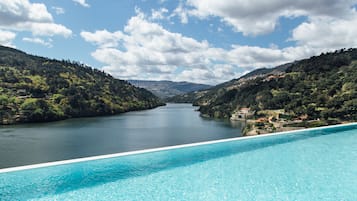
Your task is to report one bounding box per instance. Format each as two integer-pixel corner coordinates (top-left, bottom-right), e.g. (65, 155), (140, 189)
(0, 122), (356, 174)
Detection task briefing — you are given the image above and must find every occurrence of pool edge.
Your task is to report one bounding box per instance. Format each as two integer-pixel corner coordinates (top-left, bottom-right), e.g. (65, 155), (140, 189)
(1, 122), (356, 174)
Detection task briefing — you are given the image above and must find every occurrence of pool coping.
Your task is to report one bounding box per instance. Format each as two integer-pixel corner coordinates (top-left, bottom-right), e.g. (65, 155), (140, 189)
(1, 122), (356, 174)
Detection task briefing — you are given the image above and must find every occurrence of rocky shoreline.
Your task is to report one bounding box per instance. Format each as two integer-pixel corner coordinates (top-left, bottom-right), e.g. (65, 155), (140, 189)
(241, 119), (347, 136)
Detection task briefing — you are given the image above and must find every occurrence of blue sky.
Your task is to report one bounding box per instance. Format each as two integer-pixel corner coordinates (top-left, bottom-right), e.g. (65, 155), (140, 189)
(1, 0), (357, 84)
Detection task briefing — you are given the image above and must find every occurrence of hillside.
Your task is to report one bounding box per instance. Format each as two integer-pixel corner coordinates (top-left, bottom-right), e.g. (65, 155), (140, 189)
(166, 63), (290, 104)
(195, 49), (357, 125)
(128, 80), (211, 99)
(0, 46), (164, 124)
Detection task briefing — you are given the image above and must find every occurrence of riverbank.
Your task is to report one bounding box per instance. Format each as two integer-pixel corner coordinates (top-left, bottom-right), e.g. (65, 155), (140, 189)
(0, 102), (165, 125)
(242, 118), (351, 136)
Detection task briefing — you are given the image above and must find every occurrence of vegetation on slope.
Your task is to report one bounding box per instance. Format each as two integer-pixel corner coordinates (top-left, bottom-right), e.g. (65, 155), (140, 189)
(167, 63), (290, 104)
(128, 80), (211, 99)
(0, 46), (164, 124)
(196, 49), (357, 122)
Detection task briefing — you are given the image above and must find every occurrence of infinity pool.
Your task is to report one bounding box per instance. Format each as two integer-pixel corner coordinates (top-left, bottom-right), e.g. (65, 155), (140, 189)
(0, 123), (356, 200)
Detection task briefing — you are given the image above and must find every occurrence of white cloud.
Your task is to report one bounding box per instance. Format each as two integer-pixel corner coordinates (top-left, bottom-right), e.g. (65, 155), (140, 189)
(0, 29), (16, 47)
(23, 37), (52, 47)
(52, 6), (65, 15)
(0, 0), (72, 37)
(291, 15), (357, 50)
(81, 3), (357, 85)
(81, 12), (315, 84)
(21, 22), (72, 37)
(0, 0), (52, 25)
(72, 0), (90, 8)
(81, 30), (123, 48)
(185, 0), (357, 36)
(186, 0), (357, 54)
(172, 1), (189, 24)
(175, 65), (240, 84)
(226, 45), (315, 68)
(151, 8), (168, 20)
(81, 13), (222, 83)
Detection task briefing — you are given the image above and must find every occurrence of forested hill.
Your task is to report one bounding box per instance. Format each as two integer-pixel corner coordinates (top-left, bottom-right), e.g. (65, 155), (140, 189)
(0, 45), (164, 124)
(197, 48), (357, 122)
(166, 63), (290, 104)
(128, 80), (211, 99)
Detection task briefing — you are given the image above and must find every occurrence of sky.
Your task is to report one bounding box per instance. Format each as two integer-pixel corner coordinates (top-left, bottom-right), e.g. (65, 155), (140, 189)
(1, 0), (357, 84)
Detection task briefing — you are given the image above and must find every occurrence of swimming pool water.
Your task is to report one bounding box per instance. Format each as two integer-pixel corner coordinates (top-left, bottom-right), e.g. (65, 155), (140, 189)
(0, 124), (356, 200)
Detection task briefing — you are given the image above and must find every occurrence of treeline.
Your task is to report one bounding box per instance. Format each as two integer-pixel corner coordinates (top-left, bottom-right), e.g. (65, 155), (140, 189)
(0, 45), (164, 124)
(196, 48), (357, 121)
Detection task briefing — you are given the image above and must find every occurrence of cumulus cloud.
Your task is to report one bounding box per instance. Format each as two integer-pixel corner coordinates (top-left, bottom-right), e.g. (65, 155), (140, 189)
(72, 0), (90, 8)
(0, 0), (52, 25)
(0, 29), (16, 47)
(81, 12), (320, 84)
(0, 0), (72, 37)
(226, 45), (317, 68)
(20, 22), (72, 37)
(81, 13), (222, 83)
(81, 0), (357, 84)
(185, 0), (357, 36)
(23, 37), (52, 47)
(176, 65), (240, 84)
(81, 30), (123, 48)
(291, 15), (357, 50)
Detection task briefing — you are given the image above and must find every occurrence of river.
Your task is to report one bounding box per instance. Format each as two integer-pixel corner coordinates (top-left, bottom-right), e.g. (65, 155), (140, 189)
(0, 104), (243, 168)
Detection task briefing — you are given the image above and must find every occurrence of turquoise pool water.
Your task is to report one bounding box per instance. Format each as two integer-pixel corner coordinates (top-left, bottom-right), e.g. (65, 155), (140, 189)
(0, 124), (356, 200)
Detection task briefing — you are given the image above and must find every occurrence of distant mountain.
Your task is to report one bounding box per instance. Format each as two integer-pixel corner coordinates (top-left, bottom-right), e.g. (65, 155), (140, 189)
(239, 63), (292, 80)
(0, 45), (164, 125)
(166, 63), (290, 104)
(194, 48), (357, 122)
(128, 80), (211, 99)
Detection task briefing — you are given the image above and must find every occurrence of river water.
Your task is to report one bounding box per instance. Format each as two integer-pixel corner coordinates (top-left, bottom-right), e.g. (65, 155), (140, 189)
(0, 104), (243, 168)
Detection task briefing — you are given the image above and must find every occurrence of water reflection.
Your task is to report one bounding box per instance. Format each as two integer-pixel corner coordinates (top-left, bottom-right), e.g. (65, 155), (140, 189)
(0, 104), (242, 168)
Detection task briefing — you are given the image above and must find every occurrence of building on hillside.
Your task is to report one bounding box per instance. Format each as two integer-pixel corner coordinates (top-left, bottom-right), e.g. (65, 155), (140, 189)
(230, 107), (253, 121)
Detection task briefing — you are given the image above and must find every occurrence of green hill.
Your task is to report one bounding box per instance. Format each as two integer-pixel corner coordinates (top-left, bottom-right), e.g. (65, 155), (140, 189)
(0, 45), (164, 124)
(167, 63), (290, 104)
(195, 48), (357, 123)
(128, 80), (211, 99)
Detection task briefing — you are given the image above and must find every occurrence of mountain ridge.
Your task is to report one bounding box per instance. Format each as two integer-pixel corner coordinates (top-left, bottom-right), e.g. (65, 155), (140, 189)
(128, 79), (211, 99)
(0, 45), (164, 125)
(166, 63), (290, 104)
(195, 48), (356, 124)
(167, 48), (356, 134)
